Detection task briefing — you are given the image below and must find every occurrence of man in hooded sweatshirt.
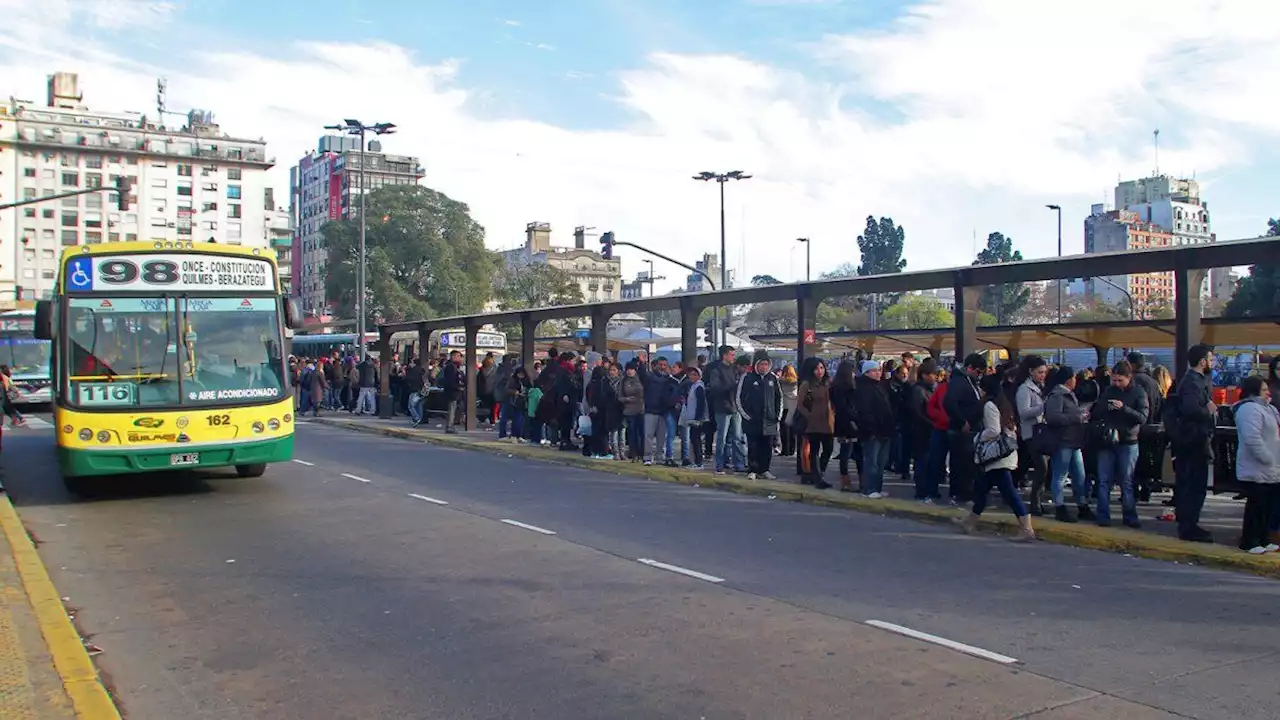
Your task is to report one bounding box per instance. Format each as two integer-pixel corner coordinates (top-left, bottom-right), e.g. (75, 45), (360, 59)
(736, 352), (783, 479)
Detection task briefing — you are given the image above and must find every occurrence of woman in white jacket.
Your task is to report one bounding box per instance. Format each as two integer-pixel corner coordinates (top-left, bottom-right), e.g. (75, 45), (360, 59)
(1014, 355), (1050, 515)
(1233, 376), (1280, 554)
(959, 373), (1036, 541)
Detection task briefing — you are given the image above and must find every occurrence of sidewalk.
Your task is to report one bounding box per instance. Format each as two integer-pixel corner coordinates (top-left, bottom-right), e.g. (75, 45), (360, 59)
(0, 493), (119, 719)
(308, 412), (1280, 580)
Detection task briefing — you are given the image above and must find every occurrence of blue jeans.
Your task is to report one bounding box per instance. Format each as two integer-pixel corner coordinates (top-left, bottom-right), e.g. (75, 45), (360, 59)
(498, 400), (516, 438)
(664, 413), (684, 461)
(1051, 447), (1091, 508)
(919, 429), (948, 500)
(408, 392), (424, 424)
(715, 412), (746, 471)
(1096, 443), (1139, 525)
(974, 468), (1027, 517)
(860, 437), (891, 495)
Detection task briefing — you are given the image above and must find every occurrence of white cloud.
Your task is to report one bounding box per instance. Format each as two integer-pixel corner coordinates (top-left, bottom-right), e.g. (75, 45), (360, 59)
(3, 0), (1278, 297)
(502, 19), (521, 27)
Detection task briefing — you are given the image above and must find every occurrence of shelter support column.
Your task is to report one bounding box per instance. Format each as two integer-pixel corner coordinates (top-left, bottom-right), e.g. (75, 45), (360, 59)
(1174, 267), (1207, 373)
(417, 325), (431, 364)
(796, 289), (817, 367)
(680, 298), (699, 367)
(464, 324), (478, 432)
(520, 314), (537, 369)
(590, 307), (609, 356)
(952, 272), (981, 362)
(377, 330), (393, 418)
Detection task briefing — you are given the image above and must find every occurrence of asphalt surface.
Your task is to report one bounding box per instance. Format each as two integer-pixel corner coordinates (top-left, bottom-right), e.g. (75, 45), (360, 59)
(2, 414), (1279, 719)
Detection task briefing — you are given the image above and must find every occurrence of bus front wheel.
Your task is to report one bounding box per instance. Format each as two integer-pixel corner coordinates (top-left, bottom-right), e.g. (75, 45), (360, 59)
(62, 475), (93, 496)
(235, 464), (267, 478)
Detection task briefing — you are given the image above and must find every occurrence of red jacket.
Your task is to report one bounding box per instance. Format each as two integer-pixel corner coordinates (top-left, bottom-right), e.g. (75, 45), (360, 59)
(926, 380), (950, 431)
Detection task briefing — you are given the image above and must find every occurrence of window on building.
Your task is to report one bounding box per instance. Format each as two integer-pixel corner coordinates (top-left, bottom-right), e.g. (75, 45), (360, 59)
(227, 185), (241, 199)
(177, 182), (193, 196)
(23, 248), (35, 262)
(62, 194), (79, 207)
(227, 222), (242, 240)
(61, 230), (79, 246)
(41, 168), (54, 179)
(85, 155), (103, 169)
(42, 208), (54, 219)
(108, 232), (120, 242)
(201, 201), (218, 212)
(86, 231), (103, 244)
(152, 177), (168, 188)
(227, 203), (242, 219)
(60, 153), (77, 167)
(61, 212), (78, 227)
(85, 193), (103, 209)
(201, 221), (218, 231)
(228, 168), (242, 180)
(86, 172), (102, 188)
(22, 167), (35, 178)
(151, 217), (168, 227)
(126, 233), (138, 241)
(42, 270), (55, 279)
(61, 172), (79, 186)
(202, 182), (218, 192)
(85, 212), (103, 229)
(24, 208), (35, 218)
(41, 229), (55, 242)
(177, 164), (193, 177)
(21, 228), (35, 243)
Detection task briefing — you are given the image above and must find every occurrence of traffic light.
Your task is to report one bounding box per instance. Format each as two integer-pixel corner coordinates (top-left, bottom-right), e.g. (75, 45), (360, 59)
(600, 231), (614, 260)
(114, 175), (133, 211)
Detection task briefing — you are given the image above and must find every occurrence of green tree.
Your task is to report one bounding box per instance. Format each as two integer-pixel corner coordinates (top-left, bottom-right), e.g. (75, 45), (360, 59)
(880, 295), (953, 330)
(751, 274), (784, 286)
(493, 263), (584, 311)
(972, 231), (1030, 323)
(1225, 218), (1280, 318)
(856, 216), (907, 277)
(323, 185), (494, 324)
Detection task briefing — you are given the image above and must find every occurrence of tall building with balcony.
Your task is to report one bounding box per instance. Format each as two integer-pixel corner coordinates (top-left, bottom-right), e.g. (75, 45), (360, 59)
(0, 72), (274, 305)
(264, 189), (292, 291)
(1082, 205), (1175, 310)
(288, 134), (424, 315)
(1114, 173), (1229, 301)
(499, 222), (623, 303)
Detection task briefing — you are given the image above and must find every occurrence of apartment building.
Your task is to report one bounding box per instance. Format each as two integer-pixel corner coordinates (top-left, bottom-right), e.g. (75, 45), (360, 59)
(0, 72), (274, 305)
(499, 222), (623, 303)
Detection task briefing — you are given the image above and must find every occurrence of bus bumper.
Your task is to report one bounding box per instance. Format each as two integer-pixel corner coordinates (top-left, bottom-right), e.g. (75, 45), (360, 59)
(57, 435), (294, 477)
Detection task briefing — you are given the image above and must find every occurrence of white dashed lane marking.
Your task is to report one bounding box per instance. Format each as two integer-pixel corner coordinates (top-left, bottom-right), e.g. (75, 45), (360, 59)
(291, 459), (315, 466)
(636, 558), (725, 583)
(864, 620), (1018, 665)
(499, 519), (557, 535)
(341, 472), (372, 483)
(407, 493), (449, 505)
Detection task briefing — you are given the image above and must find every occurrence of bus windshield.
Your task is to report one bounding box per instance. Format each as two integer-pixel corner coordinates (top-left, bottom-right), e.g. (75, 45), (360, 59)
(0, 337), (51, 380)
(65, 296), (285, 409)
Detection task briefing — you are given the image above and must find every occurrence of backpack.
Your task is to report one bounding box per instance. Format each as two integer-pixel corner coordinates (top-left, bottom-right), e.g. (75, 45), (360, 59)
(926, 381), (949, 429)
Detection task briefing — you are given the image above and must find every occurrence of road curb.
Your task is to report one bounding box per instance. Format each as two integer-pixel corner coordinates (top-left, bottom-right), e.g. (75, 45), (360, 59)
(311, 417), (1280, 580)
(0, 495), (121, 720)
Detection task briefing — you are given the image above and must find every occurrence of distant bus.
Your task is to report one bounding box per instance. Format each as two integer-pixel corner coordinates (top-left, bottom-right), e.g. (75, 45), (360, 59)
(292, 328), (508, 363)
(0, 309), (53, 404)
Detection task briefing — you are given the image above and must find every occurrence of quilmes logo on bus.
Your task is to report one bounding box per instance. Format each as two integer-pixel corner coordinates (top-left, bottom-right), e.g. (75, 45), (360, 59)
(133, 417), (164, 428)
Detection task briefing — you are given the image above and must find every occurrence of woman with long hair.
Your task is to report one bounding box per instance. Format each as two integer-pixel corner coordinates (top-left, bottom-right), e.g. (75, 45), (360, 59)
(795, 356), (836, 489)
(830, 360), (860, 492)
(959, 372), (1035, 541)
(779, 364), (799, 457)
(1013, 355), (1050, 514)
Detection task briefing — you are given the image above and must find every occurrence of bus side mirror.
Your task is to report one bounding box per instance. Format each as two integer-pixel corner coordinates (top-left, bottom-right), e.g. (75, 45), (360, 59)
(33, 300), (53, 341)
(283, 297), (302, 330)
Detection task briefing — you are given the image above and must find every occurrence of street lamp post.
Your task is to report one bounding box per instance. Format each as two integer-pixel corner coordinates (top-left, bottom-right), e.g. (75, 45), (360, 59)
(796, 237), (811, 281)
(694, 170), (751, 346)
(1045, 204), (1063, 324)
(325, 119), (397, 359)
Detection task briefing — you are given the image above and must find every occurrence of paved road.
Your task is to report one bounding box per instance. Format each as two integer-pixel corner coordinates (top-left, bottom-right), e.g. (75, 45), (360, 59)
(2, 417), (1278, 719)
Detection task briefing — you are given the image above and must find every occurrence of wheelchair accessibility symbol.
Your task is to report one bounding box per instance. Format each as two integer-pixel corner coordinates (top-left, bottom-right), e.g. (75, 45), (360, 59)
(67, 257), (94, 291)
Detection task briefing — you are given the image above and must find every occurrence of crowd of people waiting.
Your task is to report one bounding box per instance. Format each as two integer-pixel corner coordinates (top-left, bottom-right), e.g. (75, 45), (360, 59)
(290, 344), (1280, 555)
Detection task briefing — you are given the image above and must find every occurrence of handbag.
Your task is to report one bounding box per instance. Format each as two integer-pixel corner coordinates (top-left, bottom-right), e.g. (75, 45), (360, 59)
(1030, 422), (1054, 455)
(576, 413), (593, 437)
(974, 431), (1018, 467)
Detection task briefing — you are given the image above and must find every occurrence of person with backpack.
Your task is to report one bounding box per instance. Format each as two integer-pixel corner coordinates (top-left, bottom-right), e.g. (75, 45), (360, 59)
(959, 372), (1036, 541)
(1165, 344), (1218, 543)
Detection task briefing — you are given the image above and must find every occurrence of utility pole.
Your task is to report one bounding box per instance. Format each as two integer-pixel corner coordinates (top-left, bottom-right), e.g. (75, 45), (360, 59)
(796, 237), (811, 281)
(325, 120), (396, 359)
(642, 260), (664, 349)
(694, 170), (751, 346)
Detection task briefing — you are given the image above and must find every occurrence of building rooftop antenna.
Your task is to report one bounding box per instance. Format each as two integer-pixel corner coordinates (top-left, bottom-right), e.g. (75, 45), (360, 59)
(1153, 128), (1160, 176)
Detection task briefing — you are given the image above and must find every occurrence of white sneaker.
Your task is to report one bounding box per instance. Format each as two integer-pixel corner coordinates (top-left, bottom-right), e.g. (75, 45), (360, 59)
(762, 472), (777, 480)
(746, 473), (758, 480)
(868, 492), (883, 499)
(1248, 546), (1269, 555)
(1266, 544), (1280, 553)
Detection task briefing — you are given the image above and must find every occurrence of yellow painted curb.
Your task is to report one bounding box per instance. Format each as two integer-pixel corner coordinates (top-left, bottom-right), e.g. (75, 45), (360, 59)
(313, 418), (1280, 580)
(0, 496), (121, 720)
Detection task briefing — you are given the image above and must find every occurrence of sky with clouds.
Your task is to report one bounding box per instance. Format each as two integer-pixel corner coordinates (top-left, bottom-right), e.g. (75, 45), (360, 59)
(3, 0), (1277, 293)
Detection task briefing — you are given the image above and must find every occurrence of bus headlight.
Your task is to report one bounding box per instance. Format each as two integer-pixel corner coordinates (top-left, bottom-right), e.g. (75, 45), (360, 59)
(96, 430), (111, 443)
(252, 421), (265, 434)
(267, 419), (280, 431)
(78, 428), (92, 441)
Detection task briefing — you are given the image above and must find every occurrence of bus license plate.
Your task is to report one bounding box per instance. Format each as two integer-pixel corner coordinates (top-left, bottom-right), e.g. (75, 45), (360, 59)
(170, 453), (200, 466)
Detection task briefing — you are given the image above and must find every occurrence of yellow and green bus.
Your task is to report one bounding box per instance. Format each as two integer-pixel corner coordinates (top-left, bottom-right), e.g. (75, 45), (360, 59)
(34, 241), (299, 488)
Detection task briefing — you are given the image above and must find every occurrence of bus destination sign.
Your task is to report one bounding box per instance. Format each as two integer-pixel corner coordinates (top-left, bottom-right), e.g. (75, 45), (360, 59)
(66, 253), (274, 293)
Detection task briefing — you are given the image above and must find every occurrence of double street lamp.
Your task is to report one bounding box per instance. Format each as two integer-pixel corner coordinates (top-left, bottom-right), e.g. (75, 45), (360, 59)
(1045, 204), (1063, 325)
(693, 170), (751, 346)
(796, 237), (811, 281)
(325, 119), (397, 359)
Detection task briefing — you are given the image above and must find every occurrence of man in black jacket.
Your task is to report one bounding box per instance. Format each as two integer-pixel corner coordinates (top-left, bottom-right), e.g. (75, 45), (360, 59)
(1127, 351), (1163, 421)
(438, 351), (465, 433)
(1094, 360), (1149, 528)
(705, 345), (746, 473)
(1171, 344), (1217, 543)
(943, 353), (987, 504)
